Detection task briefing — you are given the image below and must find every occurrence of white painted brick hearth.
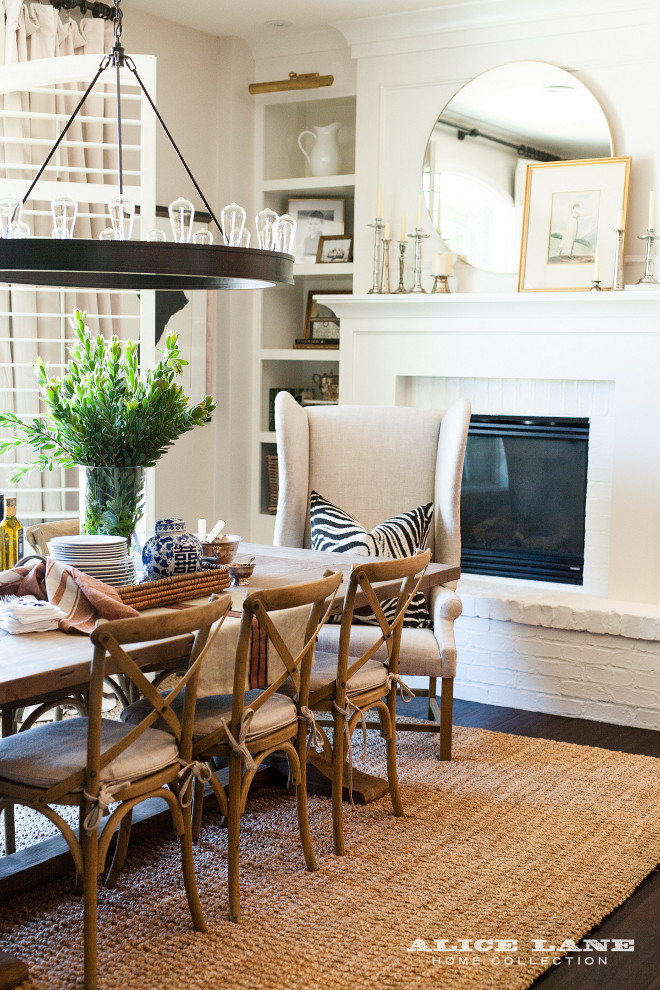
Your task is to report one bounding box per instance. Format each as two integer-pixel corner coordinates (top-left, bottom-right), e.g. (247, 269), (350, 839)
(454, 578), (660, 729)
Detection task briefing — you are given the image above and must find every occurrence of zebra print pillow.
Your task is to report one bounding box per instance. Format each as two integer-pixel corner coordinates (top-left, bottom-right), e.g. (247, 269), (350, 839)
(309, 490), (433, 628)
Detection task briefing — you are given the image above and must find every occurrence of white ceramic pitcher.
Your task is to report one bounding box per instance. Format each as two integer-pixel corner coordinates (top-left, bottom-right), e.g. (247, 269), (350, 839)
(297, 122), (341, 177)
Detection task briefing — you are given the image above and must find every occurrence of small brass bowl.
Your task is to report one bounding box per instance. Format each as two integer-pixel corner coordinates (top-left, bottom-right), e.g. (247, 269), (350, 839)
(201, 534), (242, 566)
(228, 561), (255, 586)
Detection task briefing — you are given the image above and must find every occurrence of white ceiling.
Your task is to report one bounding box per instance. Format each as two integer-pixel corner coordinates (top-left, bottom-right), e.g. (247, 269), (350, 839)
(123, 0), (459, 48)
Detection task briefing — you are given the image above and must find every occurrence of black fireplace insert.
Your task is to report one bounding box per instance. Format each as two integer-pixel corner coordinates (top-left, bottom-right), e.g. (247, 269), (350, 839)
(460, 415), (589, 584)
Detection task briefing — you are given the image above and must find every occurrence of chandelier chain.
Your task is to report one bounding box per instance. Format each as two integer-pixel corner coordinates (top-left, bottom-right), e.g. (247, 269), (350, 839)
(113, 0), (123, 46)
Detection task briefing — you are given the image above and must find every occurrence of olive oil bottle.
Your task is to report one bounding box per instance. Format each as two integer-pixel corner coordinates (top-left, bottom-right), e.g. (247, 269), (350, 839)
(1, 496), (24, 569)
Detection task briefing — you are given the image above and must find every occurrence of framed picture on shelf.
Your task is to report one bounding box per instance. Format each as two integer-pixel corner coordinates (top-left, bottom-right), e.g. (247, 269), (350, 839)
(518, 156), (631, 292)
(292, 289), (351, 349)
(316, 234), (353, 264)
(286, 197), (345, 262)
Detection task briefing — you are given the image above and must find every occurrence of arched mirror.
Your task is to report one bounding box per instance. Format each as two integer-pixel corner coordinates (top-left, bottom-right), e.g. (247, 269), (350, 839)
(423, 62), (614, 274)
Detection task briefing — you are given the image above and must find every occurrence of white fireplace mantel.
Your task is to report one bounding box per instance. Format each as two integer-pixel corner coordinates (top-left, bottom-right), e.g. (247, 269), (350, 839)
(325, 291), (660, 605)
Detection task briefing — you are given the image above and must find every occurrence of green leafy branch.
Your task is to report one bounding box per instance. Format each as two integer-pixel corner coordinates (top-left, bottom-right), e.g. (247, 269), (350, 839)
(0, 309), (215, 484)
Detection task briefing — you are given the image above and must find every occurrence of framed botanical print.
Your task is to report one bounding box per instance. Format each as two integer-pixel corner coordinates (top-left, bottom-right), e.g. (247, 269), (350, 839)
(518, 157), (631, 291)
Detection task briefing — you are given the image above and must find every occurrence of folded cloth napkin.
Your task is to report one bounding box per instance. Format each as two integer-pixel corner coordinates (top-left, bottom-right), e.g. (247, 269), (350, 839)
(0, 556), (139, 635)
(0, 595), (66, 634)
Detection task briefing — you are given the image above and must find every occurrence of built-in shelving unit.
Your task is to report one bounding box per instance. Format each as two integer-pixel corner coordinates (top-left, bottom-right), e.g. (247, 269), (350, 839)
(250, 91), (356, 543)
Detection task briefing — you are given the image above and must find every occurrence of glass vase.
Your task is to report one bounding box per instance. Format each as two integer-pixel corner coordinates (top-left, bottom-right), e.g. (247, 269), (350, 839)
(79, 466), (146, 549)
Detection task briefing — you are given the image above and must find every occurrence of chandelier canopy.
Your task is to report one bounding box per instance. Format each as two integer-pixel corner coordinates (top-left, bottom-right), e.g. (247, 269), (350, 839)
(0, 0), (294, 291)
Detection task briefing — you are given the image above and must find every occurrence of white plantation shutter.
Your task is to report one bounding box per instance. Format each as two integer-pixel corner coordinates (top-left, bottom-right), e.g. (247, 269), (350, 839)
(0, 44), (156, 529)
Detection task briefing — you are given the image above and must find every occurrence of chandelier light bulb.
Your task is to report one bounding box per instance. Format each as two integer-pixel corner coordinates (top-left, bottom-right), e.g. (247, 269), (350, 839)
(147, 228), (167, 242)
(277, 214), (297, 255)
(8, 220), (30, 239)
(108, 195), (135, 241)
(0, 196), (22, 238)
(51, 195), (78, 239)
(256, 208), (279, 250)
(99, 227), (116, 240)
(193, 229), (213, 245)
(220, 202), (246, 247)
(238, 227), (251, 248)
(168, 197), (195, 243)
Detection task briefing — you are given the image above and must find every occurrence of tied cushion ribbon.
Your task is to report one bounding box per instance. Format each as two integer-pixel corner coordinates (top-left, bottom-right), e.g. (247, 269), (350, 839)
(82, 782), (123, 834)
(298, 705), (324, 754)
(332, 699), (368, 806)
(177, 758), (212, 808)
(220, 708), (257, 772)
(386, 672), (415, 703)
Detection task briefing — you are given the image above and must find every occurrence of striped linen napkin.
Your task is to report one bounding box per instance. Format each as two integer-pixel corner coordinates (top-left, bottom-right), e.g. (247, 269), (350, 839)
(0, 557), (138, 635)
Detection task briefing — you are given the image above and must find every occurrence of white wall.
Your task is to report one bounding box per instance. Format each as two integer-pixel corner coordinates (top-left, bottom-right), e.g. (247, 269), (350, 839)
(122, 15), (257, 537)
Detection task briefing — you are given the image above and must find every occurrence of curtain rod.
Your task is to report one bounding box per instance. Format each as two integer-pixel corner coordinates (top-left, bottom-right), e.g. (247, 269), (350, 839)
(437, 118), (561, 163)
(45, 0), (116, 21)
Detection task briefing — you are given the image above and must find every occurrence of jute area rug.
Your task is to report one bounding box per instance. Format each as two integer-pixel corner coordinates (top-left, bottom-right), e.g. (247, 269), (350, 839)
(2, 725), (660, 990)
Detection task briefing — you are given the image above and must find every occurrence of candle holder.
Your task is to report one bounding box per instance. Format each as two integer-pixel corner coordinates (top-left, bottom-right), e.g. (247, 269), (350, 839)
(367, 217), (384, 294)
(380, 237), (392, 293)
(637, 228), (658, 285)
(408, 227), (430, 294)
(431, 274), (450, 293)
(590, 279), (603, 292)
(395, 241), (407, 293)
(612, 226), (625, 291)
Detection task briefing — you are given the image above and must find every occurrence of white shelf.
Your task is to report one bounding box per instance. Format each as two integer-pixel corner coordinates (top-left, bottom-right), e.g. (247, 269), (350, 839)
(261, 348), (340, 361)
(259, 431), (276, 442)
(261, 174), (355, 194)
(293, 262), (353, 277)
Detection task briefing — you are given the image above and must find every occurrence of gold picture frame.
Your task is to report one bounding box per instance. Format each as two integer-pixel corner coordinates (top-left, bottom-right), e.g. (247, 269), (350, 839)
(518, 157), (631, 292)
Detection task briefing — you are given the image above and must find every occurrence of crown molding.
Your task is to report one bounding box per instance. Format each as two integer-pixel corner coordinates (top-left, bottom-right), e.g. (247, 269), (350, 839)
(331, 0), (660, 55)
(246, 26), (347, 62)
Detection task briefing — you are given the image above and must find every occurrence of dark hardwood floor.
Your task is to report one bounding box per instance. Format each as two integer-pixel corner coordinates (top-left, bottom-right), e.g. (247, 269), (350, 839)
(398, 695), (660, 990)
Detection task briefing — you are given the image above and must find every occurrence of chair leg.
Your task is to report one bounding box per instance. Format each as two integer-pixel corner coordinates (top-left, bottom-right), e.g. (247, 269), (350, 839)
(104, 809), (132, 889)
(191, 776), (204, 843)
(331, 706), (346, 856)
(81, 823), (99, 990)
(438, 677), (454, 761)
(179, 802), (207, 933)
(227, 753), (242, 922)
(385, 694), (403, 817)
(1, 709), (16, 855)
(427, 676), (437, 720)
(294, 728), (317, 872)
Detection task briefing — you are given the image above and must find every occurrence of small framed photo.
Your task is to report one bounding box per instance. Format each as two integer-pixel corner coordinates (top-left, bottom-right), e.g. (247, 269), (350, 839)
(518, 156), (631, 292)
(286, 198), (345, 262)
(316, 234), (353, 264)
(303, 289), (351, 339)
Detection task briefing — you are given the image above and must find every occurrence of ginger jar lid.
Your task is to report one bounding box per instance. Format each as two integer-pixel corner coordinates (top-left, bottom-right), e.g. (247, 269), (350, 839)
(154, 517), (187, 535)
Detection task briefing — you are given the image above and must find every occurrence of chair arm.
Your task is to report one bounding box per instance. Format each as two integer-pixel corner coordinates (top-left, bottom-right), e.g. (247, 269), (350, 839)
(430, 585), (463, 678)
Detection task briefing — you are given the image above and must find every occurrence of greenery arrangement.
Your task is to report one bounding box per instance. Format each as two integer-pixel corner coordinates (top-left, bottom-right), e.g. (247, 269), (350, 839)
(0, 309), (216, 540)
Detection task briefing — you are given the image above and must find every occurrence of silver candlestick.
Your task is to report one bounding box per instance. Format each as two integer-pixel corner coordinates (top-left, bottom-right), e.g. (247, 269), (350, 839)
(380, 237), (392, 293)
(637, 228), (657, 284)
(431, 274), (450, 293)
(612, 226), (625, 291)
(590, 279), (603, 292)
(408, 227), (430, 294)
(395, 241), (407, 293)
(367, 217), (384, 293)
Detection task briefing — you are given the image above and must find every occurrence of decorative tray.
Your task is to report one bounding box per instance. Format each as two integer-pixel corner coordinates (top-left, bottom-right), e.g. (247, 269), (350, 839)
(117, 564), (231, 610)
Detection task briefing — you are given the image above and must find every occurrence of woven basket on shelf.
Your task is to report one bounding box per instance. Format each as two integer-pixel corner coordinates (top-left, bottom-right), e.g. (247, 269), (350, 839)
(117, 565), (230, 611)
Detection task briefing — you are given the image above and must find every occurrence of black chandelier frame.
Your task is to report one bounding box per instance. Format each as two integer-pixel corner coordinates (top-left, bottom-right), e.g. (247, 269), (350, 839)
(0, 0), (293, 291)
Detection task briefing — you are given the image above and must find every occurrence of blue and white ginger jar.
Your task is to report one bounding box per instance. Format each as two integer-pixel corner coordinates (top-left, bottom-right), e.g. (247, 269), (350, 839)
(142, 517), (203, 581)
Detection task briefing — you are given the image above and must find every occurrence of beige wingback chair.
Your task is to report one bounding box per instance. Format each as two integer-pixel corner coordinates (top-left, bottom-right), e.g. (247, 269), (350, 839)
(273, 392), (471, 759)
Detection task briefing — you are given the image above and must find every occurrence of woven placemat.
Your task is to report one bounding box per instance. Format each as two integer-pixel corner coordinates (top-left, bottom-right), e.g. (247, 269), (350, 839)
(117, 566), (230, 610)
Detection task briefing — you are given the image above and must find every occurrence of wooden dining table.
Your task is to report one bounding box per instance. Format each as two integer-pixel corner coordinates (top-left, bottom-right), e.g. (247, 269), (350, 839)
(0, 543), (459, 986)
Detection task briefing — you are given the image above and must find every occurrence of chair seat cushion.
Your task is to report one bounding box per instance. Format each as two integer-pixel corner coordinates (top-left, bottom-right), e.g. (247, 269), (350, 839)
(309, 490), (433, 628)
(279, 651), (388, 701)
(121, 689), (297, 741)
(317, 622), (442, 676)
(0, 718), (179, 791)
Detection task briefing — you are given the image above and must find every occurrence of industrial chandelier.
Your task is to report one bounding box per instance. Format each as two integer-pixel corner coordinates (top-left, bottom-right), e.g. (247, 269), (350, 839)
(0, 0), (294, 291)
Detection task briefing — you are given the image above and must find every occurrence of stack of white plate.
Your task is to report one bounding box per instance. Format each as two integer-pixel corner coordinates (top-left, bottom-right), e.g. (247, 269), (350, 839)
(48, 535), (135, 588)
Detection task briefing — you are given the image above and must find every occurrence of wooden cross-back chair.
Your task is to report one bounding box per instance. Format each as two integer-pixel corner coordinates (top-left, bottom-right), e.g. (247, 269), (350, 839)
(281, 549), (432, 856)
(0, 593), (231, 990)
(189, 569), (343, 923)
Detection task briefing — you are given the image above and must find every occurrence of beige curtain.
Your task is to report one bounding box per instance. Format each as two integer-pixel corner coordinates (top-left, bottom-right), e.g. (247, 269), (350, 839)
(0, 2), (123, 524)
